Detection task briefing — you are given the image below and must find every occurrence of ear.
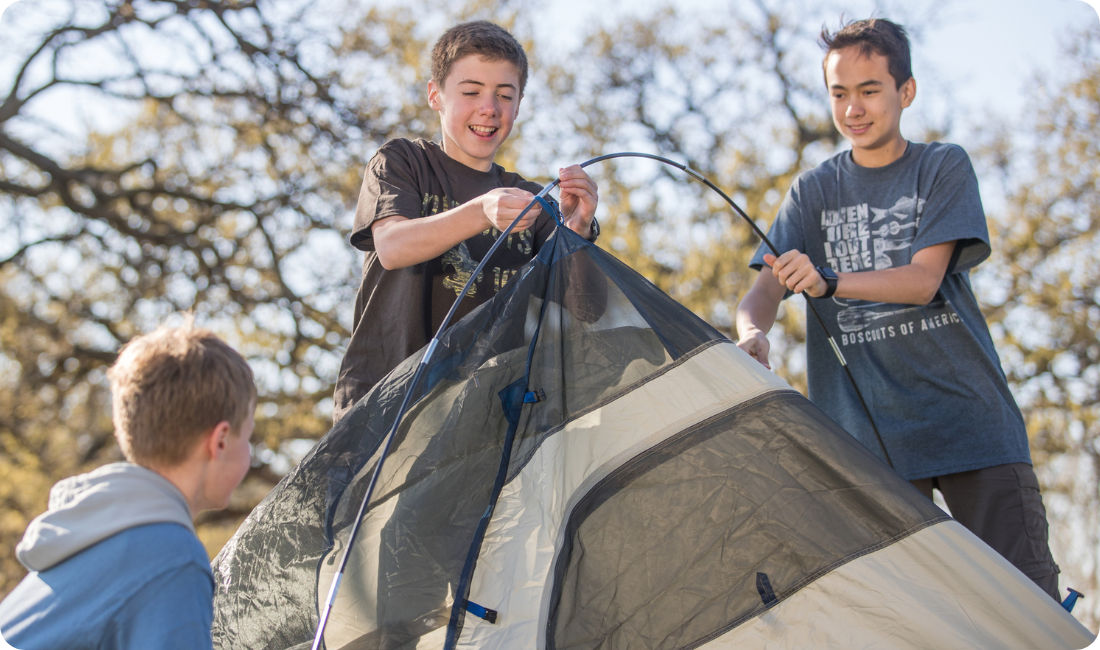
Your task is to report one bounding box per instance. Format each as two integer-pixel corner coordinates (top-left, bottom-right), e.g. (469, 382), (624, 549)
(203, 420), (233, 461)
(900, 77), (916, 108)
(427, 79), (441, 111)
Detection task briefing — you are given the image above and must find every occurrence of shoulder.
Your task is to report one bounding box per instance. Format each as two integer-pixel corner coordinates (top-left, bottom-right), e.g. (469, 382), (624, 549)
(369, 138), (425, 169)
(915, 141), (974, 172)
(100, 523), (210, 575)
(0, 524), (211, 648)
(780, 154), (841, 211)
(790, 153), (843, 193)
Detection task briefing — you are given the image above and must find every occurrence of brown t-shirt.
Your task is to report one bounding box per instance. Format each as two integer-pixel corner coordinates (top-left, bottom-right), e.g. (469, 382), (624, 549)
(333, 138), (555, 422)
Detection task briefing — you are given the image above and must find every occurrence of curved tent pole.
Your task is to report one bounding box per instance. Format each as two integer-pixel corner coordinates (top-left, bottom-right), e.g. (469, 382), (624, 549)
(557, 152), (891, 467)
(310, 152), (890, 650)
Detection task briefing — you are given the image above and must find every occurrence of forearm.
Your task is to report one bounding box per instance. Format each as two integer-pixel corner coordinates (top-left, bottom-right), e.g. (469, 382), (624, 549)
(769, 241), (955, 305)
(373, 200), (490, 270)
(833, 264), (942, 305)
(735, 284), (781, 340)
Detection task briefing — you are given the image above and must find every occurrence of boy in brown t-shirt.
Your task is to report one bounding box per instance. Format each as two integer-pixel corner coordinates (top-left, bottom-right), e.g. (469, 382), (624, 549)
(333, 21), (599, 422)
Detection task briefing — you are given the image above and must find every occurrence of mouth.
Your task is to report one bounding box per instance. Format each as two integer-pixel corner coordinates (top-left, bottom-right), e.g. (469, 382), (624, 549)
(847, 123), (872, 135)
(469, 125), (498, 139)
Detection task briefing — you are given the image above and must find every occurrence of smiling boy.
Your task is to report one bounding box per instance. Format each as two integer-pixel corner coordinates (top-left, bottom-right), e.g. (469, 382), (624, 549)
(735, 18), (1062, 600)
(0, 321), (257, 648)
(332, 20), (599, 423)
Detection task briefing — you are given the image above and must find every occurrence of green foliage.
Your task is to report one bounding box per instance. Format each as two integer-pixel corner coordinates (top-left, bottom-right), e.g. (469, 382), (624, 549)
(976, 27), (1100, 629)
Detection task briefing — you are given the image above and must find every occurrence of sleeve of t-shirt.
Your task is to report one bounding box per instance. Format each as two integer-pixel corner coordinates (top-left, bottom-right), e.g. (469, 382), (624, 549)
(109, 562), (215, 650)
(350, 141), (426, 252)
(749, 180), (808, 274)
(910, 144), (991, 274)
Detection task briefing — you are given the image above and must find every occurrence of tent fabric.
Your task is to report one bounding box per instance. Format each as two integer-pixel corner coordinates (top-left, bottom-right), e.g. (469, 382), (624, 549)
(703, 521), (1094, 649)
(211, 225), (1094, 650)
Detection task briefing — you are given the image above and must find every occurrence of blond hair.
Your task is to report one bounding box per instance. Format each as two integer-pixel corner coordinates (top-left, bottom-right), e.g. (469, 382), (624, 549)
(107, 319), (256, 467)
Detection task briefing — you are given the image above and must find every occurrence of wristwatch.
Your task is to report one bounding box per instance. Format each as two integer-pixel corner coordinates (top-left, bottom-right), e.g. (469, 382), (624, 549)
(816, 266), (838, 298)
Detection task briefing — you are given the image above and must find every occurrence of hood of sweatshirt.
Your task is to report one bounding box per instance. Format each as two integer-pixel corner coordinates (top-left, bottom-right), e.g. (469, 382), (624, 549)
(15, 462), (196, 572)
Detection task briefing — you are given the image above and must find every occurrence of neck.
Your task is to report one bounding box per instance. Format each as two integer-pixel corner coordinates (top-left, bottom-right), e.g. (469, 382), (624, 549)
(851, 137), (908, 168)
(146, 462), (207, 518)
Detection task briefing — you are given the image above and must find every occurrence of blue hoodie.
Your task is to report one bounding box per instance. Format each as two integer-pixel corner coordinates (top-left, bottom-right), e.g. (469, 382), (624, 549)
(0, 463), (214, 650)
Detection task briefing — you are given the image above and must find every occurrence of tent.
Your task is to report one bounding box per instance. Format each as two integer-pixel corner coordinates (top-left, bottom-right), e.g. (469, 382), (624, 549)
(211, 224), (1094, 650)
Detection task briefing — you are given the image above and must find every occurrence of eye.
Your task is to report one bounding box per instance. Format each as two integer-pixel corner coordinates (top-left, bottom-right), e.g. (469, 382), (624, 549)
(499, 94), (513, 101)
(463, 91), (478, 97)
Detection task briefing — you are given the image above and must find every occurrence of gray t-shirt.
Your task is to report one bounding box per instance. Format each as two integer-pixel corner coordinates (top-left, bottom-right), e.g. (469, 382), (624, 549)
(749, 142), (1030, 480)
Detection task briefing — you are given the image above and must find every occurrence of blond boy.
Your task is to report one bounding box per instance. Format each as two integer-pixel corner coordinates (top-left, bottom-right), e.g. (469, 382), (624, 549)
(0, 322), (256, 649)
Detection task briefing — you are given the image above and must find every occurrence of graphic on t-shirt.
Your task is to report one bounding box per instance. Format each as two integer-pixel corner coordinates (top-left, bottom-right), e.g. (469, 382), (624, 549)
(425, 191), (535, 298)
(822, 194), (925, 273)
(442, 241), (484, 297)
(820, 193), (965, 344)
(831, 295), (960, 346)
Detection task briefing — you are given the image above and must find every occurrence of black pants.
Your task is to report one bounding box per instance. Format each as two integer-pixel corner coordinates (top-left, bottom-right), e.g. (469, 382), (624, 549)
(910, 462), (1061, 602)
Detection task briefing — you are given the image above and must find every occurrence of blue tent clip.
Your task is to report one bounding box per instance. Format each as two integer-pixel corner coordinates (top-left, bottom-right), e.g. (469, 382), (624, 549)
(1061, 588), (1083, 613)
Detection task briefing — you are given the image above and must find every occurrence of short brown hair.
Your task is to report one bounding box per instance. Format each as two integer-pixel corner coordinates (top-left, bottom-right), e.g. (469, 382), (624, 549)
(821, 18), (912, 89)
(430, 20), (529, 93)
(108, 319), (256, 467)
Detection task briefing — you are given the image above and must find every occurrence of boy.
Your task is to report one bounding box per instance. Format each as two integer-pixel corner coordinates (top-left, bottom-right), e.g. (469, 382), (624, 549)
(0, 321), (256, 648)
(734, 18), (1061, 600)
(332, 20), (599, 423)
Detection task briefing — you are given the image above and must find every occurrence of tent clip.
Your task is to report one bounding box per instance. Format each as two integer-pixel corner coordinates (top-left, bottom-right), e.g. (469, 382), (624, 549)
(1062, 588), (1083, 613)
(756, 572), (778, 608)
(524, 389), (546, 404)
(466, 600), (498, 624)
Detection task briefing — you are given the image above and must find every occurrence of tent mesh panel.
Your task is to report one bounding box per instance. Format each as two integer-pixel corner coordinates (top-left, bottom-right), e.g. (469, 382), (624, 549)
(547, 392), (947, 650)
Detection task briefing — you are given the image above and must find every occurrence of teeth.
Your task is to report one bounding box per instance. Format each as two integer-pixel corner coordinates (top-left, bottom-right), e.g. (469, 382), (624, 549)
(470, 126), (496, 134)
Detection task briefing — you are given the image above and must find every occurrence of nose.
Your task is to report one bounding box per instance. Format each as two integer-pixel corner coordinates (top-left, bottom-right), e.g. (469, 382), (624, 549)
(846, 98), (865, 118)
(478, 95), (499, 116)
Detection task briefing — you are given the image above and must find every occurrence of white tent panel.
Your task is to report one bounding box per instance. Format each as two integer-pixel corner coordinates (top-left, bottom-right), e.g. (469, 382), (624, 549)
(457, 341), (790, 650)
(701, 520), (1094, 650)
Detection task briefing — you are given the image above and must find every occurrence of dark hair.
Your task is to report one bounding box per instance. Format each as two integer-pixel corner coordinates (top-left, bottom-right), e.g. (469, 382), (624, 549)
(430, 21), (529, 93)
(820, 18), (912, 89)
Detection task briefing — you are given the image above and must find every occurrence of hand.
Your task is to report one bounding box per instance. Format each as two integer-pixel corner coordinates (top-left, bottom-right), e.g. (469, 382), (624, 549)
(557, 164), (598, 236)
(736, 330), (772, 370)
(479, 187), (542, 232)
(763, 251), (828, 298)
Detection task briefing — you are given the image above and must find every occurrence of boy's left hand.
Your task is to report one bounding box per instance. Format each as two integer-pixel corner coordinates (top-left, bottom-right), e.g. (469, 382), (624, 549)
(557, 165), (598, 237)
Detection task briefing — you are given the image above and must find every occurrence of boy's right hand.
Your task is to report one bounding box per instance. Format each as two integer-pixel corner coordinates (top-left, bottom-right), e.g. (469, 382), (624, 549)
(480, 188), (542, 232)
(736, 330), (772, 370)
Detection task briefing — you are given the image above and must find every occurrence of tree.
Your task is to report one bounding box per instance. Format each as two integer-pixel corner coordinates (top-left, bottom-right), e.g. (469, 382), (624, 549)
(0, 0), (524, 593)
(975, 26), (1100, 629)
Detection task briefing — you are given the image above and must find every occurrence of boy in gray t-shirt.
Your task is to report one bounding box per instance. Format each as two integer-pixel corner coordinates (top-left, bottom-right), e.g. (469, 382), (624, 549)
(735, 18), (1061, 600)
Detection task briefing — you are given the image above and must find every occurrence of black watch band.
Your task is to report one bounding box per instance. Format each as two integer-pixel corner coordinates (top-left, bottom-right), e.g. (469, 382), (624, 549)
(816, 266), (838, 298)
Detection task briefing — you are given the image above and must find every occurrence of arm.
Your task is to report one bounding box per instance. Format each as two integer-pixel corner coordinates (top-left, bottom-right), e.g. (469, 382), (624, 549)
(373, 166), (599, 270)
(372, 187), (543, 270)
(764, 240), (957, 305)
(735, 269), (786, 370)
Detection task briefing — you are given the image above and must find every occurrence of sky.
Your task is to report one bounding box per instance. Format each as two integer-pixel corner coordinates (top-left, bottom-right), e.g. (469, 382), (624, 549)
(536, 0), (1100, 136)
(2, 0), (1098, 148)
